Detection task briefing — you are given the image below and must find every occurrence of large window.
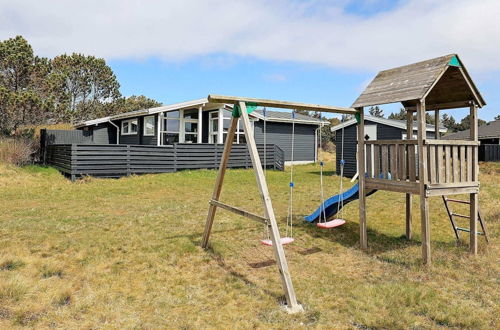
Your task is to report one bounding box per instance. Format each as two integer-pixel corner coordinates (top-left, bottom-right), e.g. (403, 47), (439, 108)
(209, 112), (219, 143)
(161, 110), (180, 144)
(143, 115), (155, 136)
(183, 109), (199, 143)
(221, 110), (250, 144)
(121, 118), (138, 135)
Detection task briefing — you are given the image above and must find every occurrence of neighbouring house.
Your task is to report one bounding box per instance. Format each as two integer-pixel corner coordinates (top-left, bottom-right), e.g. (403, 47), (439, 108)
(330, 115), (447, 177)
(74, 98), (327, 164)
(443, 120), (500, 161)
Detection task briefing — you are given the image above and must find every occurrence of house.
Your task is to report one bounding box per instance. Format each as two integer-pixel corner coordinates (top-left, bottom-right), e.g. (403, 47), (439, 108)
(443, 120), (500, 161)
(74, 98), (327, 164)
(330, 115), (447, 177)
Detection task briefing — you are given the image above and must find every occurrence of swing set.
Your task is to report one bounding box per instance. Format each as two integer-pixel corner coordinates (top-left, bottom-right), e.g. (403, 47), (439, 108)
(201, 94), (356, 313)
(201, 53), (488, 314)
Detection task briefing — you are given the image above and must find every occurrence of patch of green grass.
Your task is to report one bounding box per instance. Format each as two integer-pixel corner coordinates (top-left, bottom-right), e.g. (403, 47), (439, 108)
(0, 159), (498, 328)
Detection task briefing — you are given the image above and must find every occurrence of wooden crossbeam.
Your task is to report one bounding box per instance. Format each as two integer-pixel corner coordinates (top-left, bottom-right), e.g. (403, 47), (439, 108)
(207, 94), (356, 115)
(209, 200), (268, 224)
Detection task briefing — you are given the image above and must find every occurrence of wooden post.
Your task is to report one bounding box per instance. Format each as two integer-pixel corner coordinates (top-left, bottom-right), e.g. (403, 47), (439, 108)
(406, 110), (413, 239)
(469, 103), (478, 255)
(357, 107), (367, 250)
(239, 102), (302, 313)
(201, 116), (238, 248)
(417, 100), (431, 265)
(434, 110), (440, 140)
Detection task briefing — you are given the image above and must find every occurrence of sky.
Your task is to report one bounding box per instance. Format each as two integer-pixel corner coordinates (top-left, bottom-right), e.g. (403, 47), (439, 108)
(1, 0), (499, 121)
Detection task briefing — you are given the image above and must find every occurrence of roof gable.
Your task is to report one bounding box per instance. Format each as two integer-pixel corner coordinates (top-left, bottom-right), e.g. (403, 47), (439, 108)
(352, 54), (485, 109)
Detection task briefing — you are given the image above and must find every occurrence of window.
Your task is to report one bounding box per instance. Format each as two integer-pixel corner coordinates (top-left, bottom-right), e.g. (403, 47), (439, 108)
(121, 118), (138, 135)
(183, 109), (198, 143)
(220, 109), (251, 144)
(402, 133), (418, 139)
(209, 112), (219, 143)
(143, 115), (155, 136)
(160, 110), (180, 144)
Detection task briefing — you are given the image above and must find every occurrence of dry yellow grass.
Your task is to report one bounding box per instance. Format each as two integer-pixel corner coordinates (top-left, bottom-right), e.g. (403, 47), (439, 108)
(0, 159), (498, 328)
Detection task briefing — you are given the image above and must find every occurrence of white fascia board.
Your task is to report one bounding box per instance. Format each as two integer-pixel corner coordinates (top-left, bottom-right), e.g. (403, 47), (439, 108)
(250, 112), (328, 125)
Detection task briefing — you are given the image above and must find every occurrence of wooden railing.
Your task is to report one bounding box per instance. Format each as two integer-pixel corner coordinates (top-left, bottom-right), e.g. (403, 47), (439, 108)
(363, 139), (478, 194)
(425, 140), (478, 184)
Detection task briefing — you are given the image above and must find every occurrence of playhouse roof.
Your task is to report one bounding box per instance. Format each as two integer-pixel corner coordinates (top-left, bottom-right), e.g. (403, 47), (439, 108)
(352, 54), (485, 110)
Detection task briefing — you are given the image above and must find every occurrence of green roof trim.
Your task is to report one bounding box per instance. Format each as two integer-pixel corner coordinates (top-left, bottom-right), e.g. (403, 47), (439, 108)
(232, 102), (258, 117)
(448, 56), (461, 67)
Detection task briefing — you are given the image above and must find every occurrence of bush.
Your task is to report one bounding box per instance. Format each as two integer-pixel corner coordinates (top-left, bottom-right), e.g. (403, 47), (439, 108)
(0, 138), (37, 166)
(321, 140), (336, 153)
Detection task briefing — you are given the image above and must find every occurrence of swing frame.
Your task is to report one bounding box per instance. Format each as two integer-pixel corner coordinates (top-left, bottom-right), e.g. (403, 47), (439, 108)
(201, 94), (356, 313)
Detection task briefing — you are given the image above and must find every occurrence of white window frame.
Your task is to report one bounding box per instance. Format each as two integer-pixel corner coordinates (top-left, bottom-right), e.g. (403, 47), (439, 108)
(121, 118), (138, 135)
(143, 115), (155, 136)
(402, 133), (418, 139)
(182, 109), (199, 144)
(208, 109), (254, 144)
(159, 110), (180, 145)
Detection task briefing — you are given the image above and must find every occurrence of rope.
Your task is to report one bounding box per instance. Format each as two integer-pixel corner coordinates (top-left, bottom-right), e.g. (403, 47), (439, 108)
(318, 121), (327, 223)
(262, 108), (270, 240)
(286, 112), (295, 238)
(337, 125), (345, 218)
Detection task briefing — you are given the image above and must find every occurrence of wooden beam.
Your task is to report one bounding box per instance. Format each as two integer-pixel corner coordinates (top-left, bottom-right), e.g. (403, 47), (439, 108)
(357, 107), (367, 250)
(365, 178), (420, 194)
(209, 200), (268, 224)
(425, 140), (479, 146)
(417, 99), (431, 265)
(469, 103), (478, 255)
(201, 116), (238, 248)
(406, 110), (413, 240)
(366, 139), (418, 145)
(239, 101), (302, 313)
(426, 186), (479, 197)
(435, 110), (440, 139)
(207, 94), (357, 115)
(405, 100), (472, 111)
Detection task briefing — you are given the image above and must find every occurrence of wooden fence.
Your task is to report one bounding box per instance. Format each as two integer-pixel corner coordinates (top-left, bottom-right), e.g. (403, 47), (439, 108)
(479, 144), (500, 162)
(45, 143), (284, 180)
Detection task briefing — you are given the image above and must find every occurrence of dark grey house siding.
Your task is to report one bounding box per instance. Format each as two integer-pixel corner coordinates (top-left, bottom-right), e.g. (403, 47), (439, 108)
(335, 120), (437, 177)
(254, 121), (316, 162)
(92, 123), (117, 144)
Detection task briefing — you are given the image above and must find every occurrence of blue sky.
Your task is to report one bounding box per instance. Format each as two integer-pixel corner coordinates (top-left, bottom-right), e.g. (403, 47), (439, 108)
(1, 0), (499, 121)
(109, 54), (499, 121)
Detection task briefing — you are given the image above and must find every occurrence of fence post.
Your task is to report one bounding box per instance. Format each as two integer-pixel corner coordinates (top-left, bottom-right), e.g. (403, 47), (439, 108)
(40, 129), (47, 165)
(126, 145), (131, 176)
(174, 144), (178, 172)
(70, 144), (76, 181)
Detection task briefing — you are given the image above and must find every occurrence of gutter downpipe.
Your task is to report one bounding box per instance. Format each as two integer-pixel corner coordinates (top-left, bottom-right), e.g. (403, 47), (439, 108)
(108, 119), (120, 144)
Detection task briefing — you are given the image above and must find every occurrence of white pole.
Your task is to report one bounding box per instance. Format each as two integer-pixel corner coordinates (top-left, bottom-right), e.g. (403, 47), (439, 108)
(198, 106), (203, 143)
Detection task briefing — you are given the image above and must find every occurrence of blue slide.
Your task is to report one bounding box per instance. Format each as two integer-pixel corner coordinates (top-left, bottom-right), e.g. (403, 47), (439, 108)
(304, 183), (377, 223)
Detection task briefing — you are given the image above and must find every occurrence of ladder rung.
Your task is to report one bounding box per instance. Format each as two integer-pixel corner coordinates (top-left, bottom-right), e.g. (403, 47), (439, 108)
(446, 198), (470, 204)
(456, 227), (484, 235)
(452, 213), (470, 219)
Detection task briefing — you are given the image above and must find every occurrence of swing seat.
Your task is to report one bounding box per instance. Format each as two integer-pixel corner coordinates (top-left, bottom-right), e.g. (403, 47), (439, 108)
(260, 237), (294, 246)
(316, 219), (346, 229)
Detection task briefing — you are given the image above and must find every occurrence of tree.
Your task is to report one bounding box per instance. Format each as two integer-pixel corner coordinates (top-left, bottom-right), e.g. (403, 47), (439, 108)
(116, 95), (162, 114)
(388, 108), (407, 120)
(442, 113), (458, 132)
(51, 53), (121, 122)
(0, 36), (34, 92)
(368, 106), (384, 118)
(495, 115), (500, 120)
(457, 114), (486, 131)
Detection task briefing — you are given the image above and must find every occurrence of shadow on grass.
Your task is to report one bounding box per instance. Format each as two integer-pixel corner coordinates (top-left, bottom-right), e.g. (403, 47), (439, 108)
(205, 246), (285, 302)
(306, 170), (337, 176)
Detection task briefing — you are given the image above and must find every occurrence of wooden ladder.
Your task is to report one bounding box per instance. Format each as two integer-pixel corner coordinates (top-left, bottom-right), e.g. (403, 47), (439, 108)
(442, 196), (489, 243)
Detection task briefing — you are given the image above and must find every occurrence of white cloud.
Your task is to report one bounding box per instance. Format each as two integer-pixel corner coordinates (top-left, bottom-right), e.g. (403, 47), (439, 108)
(0, 0), (499, 72)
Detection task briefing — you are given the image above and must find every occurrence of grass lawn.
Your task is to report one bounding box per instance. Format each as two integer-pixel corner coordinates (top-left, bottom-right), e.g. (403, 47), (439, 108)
(0, 159), (498, 328)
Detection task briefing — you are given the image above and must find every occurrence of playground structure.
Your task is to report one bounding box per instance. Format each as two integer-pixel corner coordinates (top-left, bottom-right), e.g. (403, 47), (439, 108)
(201, 54), (486, 313)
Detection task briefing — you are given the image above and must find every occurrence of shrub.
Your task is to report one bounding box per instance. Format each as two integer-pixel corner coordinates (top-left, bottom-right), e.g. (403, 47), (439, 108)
(0, 138), (37, 166)
(321, 140), (336, 153)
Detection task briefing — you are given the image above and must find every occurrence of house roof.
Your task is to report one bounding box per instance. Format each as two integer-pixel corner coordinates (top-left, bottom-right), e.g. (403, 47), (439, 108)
(443, 120), (500, 140)
(352, 54), (485, 109)
(75, 98), (326, 128)
(252, 110), (327, 125)
(330, 115), (447, 133)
